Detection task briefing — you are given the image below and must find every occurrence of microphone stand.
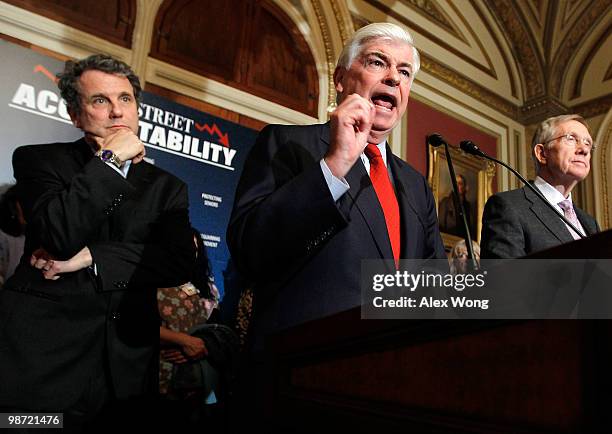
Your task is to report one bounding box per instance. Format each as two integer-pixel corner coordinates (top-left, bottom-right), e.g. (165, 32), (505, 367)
(427, 134), (479, 271)
(444, 146), (479, 271)
(460, 141), (586, 239)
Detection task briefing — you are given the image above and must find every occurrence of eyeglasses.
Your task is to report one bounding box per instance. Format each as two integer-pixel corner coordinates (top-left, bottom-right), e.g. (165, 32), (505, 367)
(545, 133), (596, 152)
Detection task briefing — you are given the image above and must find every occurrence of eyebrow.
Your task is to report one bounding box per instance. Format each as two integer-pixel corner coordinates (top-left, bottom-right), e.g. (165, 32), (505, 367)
(87, 93), (108, 100)
(87, 91), (133, 100)
(364, 50), (413, 70)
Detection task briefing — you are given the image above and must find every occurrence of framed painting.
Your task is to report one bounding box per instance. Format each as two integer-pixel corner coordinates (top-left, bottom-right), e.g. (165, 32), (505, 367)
(427, 144), (495, 250)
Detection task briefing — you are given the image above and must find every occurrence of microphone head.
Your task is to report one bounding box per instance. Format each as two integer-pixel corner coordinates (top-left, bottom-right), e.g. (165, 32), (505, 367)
(460, 140), (484, 156)
(427, 133), (447, 148)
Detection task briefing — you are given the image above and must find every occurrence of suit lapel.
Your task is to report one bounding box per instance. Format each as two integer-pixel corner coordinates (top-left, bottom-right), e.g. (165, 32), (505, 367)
(387, 150), (424, 258)
(524, 186), (574, 243)
(319, 126), (393, 259)
(575, 207), (597, 236)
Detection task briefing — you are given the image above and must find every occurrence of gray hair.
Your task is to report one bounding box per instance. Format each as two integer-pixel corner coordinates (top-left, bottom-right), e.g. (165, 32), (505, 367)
(336, 22), (420, 79)
(531, 114), (591, 174)
(450, 239), (481, 275)
(57, 54), (142, 115)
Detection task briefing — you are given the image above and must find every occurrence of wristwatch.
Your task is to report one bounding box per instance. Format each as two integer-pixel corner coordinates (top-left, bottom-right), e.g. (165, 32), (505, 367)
(95, 149), (123, 168)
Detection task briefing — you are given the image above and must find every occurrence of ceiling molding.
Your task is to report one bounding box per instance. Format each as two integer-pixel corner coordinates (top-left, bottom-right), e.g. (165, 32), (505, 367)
(419, 52), (518, 120)
(571, 94), (612, 119)
(549, 0), (610, 97)
(605, 63), (612, 82)
(398, 0), (465, 43)
(364, 0), (497, 78)
(484, 0), (545, 100)
(570, 25), (612, 99)
(519, 95), (568, 125)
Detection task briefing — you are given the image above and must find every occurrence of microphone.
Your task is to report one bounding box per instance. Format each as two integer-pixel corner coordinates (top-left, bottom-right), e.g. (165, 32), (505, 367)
(459, 140), (586, 239)
(459, 140), (486, 158)
(427, 133), (448, 148)
(427, 133), (478, 270)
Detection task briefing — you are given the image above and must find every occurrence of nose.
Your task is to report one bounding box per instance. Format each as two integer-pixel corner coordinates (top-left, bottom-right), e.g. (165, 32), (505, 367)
(575, 142), (589, 155)
(109, 101), (123, 118)
(383, 68), (401, 87)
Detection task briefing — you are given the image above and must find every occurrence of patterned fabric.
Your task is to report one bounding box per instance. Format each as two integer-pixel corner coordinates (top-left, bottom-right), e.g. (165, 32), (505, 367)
(0, 231), (25, 288)
(234, 287), (254, 349)
(158, 282), (219, 394)
(557, 199), (584, 240)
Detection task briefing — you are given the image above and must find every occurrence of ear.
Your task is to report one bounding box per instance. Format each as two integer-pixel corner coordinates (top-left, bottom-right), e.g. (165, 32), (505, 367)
(69, 109), (81, 129)
(333, 67), (345, 94)
(534, 143), (547, 165)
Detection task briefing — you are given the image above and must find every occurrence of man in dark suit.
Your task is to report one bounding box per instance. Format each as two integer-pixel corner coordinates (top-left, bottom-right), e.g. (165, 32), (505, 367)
(0, 55), (193, 428)
(438, 174), (476, 240)
(227, 22), (445, 346)
(481, 114), (599, 258)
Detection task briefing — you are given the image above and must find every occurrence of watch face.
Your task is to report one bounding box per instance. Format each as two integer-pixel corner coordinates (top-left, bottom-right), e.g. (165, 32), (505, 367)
(100, 149), (113, 161)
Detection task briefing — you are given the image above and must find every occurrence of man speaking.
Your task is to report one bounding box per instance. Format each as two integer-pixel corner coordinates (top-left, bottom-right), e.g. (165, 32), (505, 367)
(481, 114), (599, 258)
(228, 23), (445, 342)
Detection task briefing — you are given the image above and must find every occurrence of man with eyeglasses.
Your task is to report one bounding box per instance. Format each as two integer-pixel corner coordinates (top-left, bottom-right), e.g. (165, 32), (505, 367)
(481, 114), (599, 258)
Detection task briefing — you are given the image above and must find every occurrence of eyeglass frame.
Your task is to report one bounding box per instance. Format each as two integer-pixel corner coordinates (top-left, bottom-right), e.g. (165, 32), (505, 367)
(544, 133), (596, 152)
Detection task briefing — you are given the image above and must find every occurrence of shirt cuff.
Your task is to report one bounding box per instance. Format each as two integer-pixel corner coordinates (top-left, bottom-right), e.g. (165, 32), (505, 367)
(320, 158), (350, 202)
(102, 159), (131, 178)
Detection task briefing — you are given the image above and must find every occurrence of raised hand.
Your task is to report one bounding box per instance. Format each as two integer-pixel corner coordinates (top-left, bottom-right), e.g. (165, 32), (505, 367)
(93, 127), (146, 164)
(325, 94), (376, 179)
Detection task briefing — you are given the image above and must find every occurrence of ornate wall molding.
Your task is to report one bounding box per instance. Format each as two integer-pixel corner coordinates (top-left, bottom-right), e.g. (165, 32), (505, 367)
(328, 0), (353, 45)
(519, 95), (568, 125)
(571, 94), (612, 119)
(594, 108), (612, 229)
(130, 0), (162, 82)
(311, 0), (338, 112)
(419, 52), (519, 120)
(0, 1), (131, 62)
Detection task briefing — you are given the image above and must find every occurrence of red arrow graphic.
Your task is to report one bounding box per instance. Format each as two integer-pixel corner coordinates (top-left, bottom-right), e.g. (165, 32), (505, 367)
(33, 65), (59, 84)
(194, 122), (230, 147)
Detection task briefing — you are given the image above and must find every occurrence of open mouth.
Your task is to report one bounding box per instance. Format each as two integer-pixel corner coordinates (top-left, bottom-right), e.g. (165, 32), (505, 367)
(371, 93), (397, 111)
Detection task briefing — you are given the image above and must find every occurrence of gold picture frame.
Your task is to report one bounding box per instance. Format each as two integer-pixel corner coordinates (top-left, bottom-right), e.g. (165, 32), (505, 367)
(427, 144), (495, 250)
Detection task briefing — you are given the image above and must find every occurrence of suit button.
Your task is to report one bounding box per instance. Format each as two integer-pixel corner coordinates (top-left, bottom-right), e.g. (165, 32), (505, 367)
(110, 312), (120, 320)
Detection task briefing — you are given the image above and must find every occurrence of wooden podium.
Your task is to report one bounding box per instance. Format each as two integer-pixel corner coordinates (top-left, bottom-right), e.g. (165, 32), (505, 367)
(261, 231), (612, 433)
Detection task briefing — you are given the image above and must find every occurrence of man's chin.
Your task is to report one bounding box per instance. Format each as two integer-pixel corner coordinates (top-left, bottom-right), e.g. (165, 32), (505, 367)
(371, 119), (398, 135)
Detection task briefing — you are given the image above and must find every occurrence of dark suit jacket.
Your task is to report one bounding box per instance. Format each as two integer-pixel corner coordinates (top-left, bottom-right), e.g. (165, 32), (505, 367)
(481, 185), (599, 259)
(0, 139), (193, 410)
(227, 123), (445, 348)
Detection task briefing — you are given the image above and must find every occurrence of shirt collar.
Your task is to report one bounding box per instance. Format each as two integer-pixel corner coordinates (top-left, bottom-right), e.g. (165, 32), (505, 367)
(361, 142), (388, 167)
(534, 176), (572, 205)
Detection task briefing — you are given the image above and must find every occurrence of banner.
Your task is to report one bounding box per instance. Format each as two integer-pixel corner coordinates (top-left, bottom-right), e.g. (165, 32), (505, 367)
(0, 40), (81, 184)
(139, 92), (257, 296)
(1, 39), (257, 297)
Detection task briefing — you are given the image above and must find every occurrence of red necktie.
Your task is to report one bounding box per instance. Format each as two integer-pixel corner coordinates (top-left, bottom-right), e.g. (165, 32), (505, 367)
(364, 144), (400, 265)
